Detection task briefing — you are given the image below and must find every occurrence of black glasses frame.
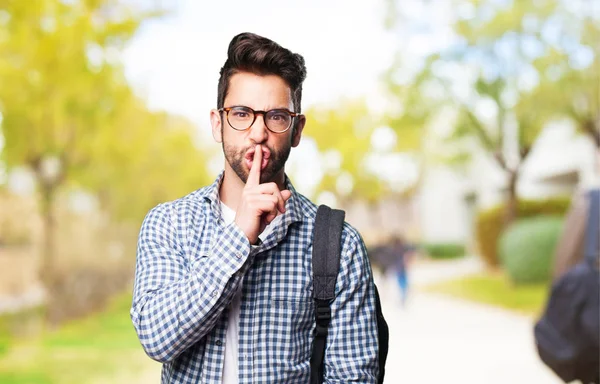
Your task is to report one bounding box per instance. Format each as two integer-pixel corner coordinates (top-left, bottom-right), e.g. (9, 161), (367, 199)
(218, 106), (301, 133)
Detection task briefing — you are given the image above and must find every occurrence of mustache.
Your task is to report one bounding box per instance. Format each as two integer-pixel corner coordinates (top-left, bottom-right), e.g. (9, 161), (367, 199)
(239, 145), (273, 156)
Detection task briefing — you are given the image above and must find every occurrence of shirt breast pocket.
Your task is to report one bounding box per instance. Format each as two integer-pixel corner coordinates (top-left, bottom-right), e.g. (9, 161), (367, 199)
(264, 296), (314, 366)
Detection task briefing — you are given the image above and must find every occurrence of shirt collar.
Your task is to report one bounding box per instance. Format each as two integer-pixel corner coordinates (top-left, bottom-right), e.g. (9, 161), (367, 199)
(203, 171), (304, 225)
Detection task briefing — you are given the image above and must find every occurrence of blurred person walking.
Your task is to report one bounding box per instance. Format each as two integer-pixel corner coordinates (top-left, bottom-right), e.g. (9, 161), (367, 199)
(389, 235), (416, 308)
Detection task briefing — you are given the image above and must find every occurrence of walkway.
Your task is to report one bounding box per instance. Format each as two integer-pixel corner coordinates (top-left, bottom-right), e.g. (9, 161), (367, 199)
(377, 256), (562, 384)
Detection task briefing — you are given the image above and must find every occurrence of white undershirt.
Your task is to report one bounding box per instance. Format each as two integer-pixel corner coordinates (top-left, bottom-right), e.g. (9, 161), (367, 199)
(220, 201), (282, 384)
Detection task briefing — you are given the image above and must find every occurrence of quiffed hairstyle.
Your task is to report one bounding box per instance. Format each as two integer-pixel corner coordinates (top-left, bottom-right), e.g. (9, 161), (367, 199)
(217, 32), (307, 113)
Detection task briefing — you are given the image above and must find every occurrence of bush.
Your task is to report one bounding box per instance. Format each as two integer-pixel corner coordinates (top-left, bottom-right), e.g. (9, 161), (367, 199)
(0, 316), (9, 357)
(45, 264), (133, 325)
(498, 216), (563, 285)
(0, 305), (45, 356)
(475, 197), (571, 267)
(421, 243), (466, 260)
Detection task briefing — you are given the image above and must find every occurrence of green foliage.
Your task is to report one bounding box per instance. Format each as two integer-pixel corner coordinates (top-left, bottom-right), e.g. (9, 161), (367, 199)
(0, 0), (151, 171)
(0, 304), (44, 358)
(304, 99), (391, 202)
(0, 292), (158, 384)
(475, 197), (571, 267)
(75, 101), (213, 221)
(421, 243), (466, 260)
(384, 0), (599, 228)
(0, 0), (209, 224)
(499, 216), (564, 285)
(0, 318), (10, 357)
(424, 272), (549, 316)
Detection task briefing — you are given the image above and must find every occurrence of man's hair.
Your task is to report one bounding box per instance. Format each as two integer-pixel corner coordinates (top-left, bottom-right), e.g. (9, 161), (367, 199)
(217, 32), (307, 113)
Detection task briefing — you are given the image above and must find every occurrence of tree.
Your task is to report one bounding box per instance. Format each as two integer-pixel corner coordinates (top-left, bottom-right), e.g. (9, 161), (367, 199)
(303, 99), (390, 205)
(0, 0), (162, 285)
(384, 0), (598, 225)
(524, 1), (600, 148)
(77, 92), (213, 222)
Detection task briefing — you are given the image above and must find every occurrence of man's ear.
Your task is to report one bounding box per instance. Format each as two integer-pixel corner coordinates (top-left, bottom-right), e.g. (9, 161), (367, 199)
(210, 109), (223, 143)
(291, 114), (306, 148)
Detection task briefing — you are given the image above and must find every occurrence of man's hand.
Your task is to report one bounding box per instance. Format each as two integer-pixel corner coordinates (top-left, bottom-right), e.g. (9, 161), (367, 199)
(234, 145), (292, 244)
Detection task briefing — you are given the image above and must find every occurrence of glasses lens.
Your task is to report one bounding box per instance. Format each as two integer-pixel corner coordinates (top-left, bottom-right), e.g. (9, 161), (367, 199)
(228, 107), (254, 130)
(266, 110), (292, 132)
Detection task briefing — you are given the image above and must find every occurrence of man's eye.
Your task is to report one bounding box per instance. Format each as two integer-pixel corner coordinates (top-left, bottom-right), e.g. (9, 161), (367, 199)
(232, 111), (249, 118)
(269, 112), (287, 121)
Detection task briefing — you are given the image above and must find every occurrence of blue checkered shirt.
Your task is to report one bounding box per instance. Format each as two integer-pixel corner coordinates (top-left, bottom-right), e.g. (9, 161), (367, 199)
(131, 172), (380, 383)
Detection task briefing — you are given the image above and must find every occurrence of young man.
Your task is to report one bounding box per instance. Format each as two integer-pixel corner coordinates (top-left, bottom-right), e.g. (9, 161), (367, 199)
(130, 32), (380, 383)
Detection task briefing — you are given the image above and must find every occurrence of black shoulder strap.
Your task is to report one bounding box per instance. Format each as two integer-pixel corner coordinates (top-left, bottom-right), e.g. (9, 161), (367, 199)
(584, 189), (600, 267)
(310, 205), (345, 384)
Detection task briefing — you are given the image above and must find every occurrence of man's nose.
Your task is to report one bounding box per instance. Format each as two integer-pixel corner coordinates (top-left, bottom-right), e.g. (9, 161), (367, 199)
(249, 113), (268, 143)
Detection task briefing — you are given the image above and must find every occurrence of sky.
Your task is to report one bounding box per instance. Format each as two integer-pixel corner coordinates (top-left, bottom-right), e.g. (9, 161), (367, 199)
(122, 0), (397, 126)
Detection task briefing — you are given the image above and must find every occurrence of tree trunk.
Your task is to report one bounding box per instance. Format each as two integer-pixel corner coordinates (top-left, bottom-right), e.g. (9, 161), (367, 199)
(504, 169), (519, 228)
(583, 119), (600, 149)
(38, 180), (57, 290)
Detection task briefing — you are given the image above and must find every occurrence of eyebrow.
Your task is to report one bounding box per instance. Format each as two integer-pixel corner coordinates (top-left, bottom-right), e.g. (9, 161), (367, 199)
(230, 105), (293, 111)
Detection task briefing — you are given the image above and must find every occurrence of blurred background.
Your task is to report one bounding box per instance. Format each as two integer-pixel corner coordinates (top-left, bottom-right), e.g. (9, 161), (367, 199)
(0, 0), (598, 383)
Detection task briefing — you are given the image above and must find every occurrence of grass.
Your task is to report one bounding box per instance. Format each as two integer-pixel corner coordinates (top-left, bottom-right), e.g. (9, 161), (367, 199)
(0, 292), (159, 384)
(423, 271), (551, 317)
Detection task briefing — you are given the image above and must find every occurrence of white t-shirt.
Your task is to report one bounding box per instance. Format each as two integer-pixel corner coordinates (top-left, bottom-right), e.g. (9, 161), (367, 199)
(220, 201), (282, 384)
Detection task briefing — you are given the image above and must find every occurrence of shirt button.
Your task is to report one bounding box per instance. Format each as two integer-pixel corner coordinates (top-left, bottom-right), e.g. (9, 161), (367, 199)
(216, 340), (223, 346)
(211, 290), (218, 297)
(235, 251), (242, 259)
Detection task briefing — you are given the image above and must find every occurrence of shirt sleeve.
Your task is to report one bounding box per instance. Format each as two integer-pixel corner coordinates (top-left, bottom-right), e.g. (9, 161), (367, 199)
(130, 202), (256, 363)
(323, 228), (380, 383)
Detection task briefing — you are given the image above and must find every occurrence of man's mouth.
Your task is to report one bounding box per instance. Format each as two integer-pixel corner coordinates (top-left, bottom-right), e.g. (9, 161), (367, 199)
(245, 148), (271, 170)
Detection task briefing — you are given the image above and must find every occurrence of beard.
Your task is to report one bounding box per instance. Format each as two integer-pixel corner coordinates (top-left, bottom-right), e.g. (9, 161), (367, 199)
(223, 141), (291, 185)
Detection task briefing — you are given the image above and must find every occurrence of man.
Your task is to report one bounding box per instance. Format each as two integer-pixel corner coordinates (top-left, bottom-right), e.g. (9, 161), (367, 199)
(389, 235), (416, 308)
(130, 32), (380, 383)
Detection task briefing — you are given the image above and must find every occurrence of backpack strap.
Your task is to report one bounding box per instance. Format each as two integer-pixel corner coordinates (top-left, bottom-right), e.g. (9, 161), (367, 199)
(584, 189), (600, 267)
(310, 205), (345, 384)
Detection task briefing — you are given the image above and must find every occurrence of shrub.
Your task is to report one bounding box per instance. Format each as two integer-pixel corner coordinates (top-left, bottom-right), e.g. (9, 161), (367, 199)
(498, 216), (563, 285)
(421, 243), (466, 260)
(45, 264), (133, 325)
(475, 197), (571, 267)
(0, 316), (9, 357)
(0, 304), (45, 356)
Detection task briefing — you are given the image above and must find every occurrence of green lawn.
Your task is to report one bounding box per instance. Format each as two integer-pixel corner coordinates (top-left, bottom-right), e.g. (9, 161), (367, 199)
(423, 272), (551, 317)
(0, 292), (159, 384)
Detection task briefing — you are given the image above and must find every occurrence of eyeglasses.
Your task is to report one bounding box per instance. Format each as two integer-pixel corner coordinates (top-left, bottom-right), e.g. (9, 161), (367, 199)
(218, 106), (300, 133)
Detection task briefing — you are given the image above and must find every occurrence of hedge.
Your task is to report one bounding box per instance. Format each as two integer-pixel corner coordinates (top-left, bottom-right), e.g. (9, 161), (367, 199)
(499, 216), (564, 284)
(421, 243), (466, 259)
(474, 197), (571, 267)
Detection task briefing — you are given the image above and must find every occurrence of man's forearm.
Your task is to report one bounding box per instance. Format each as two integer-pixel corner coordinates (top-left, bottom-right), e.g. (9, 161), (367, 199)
(131, 206), (254, 362)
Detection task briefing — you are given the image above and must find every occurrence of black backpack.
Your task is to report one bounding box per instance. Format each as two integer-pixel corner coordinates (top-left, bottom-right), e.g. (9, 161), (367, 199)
(534, 189), (600, 384)
(310, 205), (389, 384)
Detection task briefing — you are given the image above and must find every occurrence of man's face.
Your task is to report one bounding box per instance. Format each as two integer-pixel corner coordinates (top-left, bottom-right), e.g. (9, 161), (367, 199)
(210, 72), (305, 185)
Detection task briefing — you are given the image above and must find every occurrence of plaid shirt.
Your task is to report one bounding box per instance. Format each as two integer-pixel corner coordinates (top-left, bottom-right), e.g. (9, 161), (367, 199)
(131, 172), (379, 383)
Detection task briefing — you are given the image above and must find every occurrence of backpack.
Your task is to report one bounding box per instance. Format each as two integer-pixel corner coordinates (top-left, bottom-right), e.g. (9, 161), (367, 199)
(534, 189), (600, 384)
(310, 205), (389, 384)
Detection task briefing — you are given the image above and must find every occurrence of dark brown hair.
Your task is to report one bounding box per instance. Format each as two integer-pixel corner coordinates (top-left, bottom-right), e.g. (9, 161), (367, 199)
(217, 32), (307, 113)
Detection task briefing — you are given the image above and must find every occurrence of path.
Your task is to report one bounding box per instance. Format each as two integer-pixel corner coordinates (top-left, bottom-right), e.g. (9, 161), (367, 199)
(377, 256), (562, 384)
